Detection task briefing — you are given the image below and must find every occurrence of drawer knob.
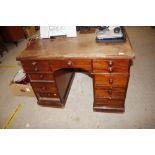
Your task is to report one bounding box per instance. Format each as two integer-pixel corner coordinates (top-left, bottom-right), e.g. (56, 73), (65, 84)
(109, 78), (113, 84)
(34, 67), (38, 71)
(32, 62), (37, 66)
(41, 86), (46, 90)
(108, 97), (112, 103)
(53, 93), (57, 96)
(108, 61), (113, 67)
(67, 60), (72, 66)
(47, 93), (51, 97)
(108, 67), (113, 73)
(108, 89), (112, 95)
(39, 74), (44, 79)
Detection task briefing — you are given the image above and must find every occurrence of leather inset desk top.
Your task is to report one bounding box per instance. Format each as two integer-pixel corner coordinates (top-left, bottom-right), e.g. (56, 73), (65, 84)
(17, 32), (134, 60)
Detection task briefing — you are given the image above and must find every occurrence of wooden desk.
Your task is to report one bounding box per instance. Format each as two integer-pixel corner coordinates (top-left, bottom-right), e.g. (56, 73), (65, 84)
(17, 31), (134, 112)
(0, 27), (25, 46)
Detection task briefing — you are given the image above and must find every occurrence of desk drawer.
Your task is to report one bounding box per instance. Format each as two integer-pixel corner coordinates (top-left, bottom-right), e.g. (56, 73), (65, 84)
(94, 74), (129, 87)
(95, 87), (126, 98)
(21, 60), (51, 73)
(94, 98), (124, 107)
(28, 73), (54, 81)
(50, 59), (92, 72)
(31, 82), (57, 93)
(93, 59), (130, 73)
(36, 92), (58, 98)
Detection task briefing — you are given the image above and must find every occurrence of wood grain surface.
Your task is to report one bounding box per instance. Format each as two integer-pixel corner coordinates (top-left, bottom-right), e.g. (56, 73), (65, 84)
(17, 31), (134, 60)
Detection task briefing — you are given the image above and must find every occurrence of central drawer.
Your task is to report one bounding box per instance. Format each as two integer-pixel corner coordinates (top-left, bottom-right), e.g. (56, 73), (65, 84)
(31, 82), (57, 93)
(94, 74), (129, 87)
(50, 59), (92, 72)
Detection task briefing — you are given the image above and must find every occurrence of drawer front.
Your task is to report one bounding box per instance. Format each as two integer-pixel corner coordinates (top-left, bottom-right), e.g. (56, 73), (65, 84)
(31, 82), (57, 93)
(94, 74), (129, 87)
(36, 92), (58, 98)
(21, 60), (51, 73)
(28, 73), (54, 81)
(50, 59), (92, 72)
(95, 87), (126, 98)
(95, 98), (124, 107)
(93, 59), (130, 73)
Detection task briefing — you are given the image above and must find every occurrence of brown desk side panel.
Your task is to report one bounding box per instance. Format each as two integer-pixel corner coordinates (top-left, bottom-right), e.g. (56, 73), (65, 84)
(37, 70), (75, 108)
(54, 69), (75, 105)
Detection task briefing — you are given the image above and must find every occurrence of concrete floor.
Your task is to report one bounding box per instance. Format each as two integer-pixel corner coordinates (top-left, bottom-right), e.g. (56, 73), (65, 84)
(0, 27), (155, 129)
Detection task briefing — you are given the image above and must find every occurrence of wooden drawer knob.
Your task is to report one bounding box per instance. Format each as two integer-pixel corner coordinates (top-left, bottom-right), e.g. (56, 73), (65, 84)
(41, 86), (46, 90)
(53, 93), (57, 96)
(108, 97), (112, 104)
(109, 78), (113, 84)
(108, 67), (113, 73)
(47, 93), (51, 97)
(67, 60), (72, 66)
(32, 61), (37, 66)
(108, 61), (113, 67)
(34, 67), (38, 71)
(108, 89), (112, 95)
(39, 74), (44, 79)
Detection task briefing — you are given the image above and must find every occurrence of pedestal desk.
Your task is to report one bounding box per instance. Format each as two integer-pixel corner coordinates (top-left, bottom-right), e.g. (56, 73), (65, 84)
(17, 31), (134, 112)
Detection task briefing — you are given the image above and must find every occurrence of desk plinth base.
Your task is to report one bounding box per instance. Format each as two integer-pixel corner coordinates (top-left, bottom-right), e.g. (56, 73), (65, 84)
(93, 105), (125, 113)
(37, 99), (64, 108)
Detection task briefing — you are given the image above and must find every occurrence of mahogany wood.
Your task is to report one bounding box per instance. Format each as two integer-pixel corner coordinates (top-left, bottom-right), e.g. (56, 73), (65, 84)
(28, 73), (54, 81)
(95, 87), (126, 98)
(94, 74), (129, 87)
(17, 30), (134, 113)
(50, 59), (92, 72)
(31, 82), (57, 93)
(0, 26), (25, 46)
(21, 60), (51, 73)
(93, 59), (130, 73)
(54, 69), (75, 103)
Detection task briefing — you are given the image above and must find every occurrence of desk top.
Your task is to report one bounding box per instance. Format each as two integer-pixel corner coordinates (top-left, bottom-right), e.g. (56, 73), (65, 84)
(17, 31), (134, 60)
